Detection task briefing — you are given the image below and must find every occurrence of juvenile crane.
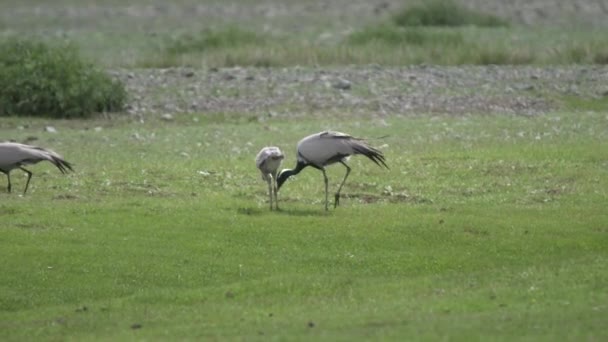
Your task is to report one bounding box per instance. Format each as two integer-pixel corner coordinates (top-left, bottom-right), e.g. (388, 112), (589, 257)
(0, 142), (73, 195)
(277, 131), (388, 210)
(256, 146), (284, 210)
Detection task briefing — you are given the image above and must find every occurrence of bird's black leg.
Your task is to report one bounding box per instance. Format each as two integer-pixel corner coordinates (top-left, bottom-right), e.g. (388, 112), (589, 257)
(334, 161), (351, 208)
(267, 177), (273, 210)
(19, 167), (33, 195)
(322, 169), (329, 211)
(273, 176), (280, 211)
(2, 171), (10, 193)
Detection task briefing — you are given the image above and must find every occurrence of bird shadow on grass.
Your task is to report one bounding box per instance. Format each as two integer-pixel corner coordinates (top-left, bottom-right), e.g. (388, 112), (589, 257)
(236, 207), (328, 217)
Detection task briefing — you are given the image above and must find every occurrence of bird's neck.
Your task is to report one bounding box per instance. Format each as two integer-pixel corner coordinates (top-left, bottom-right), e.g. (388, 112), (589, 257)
(284, 161), (306, 177)
(277, 160), (308, 189)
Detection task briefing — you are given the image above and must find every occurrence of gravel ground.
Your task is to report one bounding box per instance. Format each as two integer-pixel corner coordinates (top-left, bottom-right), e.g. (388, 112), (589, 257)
(114, 65), (608, 118)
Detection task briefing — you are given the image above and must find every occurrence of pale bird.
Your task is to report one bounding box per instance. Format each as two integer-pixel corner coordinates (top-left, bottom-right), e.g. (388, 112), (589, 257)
(277, 131), (388, 210)
(256, 146), (285, 210)
(0, 142), (73, 195)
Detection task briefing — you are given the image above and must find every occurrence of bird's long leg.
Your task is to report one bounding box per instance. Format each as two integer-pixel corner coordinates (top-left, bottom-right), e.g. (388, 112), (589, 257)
(19, 167), (33, 195)
(322, 169), (329, 211)
(272, 176), (279, 210)
(2, 171), (10, 193)
(267, 176), (273, 210)
(334, 161), (352, 208)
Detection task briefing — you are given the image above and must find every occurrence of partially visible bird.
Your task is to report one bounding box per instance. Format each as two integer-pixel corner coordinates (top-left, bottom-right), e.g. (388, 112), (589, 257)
(256, 146), (285, 210)
(277, 131), (388, 210)
(0, 142), (73, 195)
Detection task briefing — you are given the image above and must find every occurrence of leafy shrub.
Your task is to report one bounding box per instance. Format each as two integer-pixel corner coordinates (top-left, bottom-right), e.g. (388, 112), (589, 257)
(0, 39), (126, 118)
(167, 27), (266, 54)
(393, 0), (509, 27)
(593, 51), (608, 64)
(348, 25), (464, 47)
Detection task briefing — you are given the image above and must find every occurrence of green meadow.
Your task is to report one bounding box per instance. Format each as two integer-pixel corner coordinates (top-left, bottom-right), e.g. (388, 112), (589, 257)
(1, 112), (607, 340)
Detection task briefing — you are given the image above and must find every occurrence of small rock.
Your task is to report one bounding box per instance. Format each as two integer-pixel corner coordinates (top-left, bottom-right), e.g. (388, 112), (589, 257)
(44, 126), (57, 133)
(160, 113), (174, 121)
(332, 79), (351, 90)
(94, 127), (103, 132)
(515, 83), (535, 91)
(374, 2), (389, 14)
(182, 70), (195, 78)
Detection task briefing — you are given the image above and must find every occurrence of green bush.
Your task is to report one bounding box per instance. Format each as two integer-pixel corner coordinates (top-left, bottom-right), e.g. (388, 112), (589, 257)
(167, 27), (266, 55)
(348, 25), (464, 47)
(0, 39), (126, 118)
(393, 0), (509, 27)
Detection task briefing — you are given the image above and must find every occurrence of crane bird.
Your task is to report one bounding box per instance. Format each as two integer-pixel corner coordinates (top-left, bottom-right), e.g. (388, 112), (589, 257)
(277, 131), (388, 210)
(0, 142), (73, 195)
(256, 146), (285, 210)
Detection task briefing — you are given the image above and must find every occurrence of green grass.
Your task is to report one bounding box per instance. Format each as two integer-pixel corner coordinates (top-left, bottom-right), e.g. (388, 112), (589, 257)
(136, 26), (608, 68)
(1, 112), (607, 340)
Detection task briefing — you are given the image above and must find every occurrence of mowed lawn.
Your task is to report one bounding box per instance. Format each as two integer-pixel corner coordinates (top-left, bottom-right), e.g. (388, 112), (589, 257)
(1, 112), (607, 340)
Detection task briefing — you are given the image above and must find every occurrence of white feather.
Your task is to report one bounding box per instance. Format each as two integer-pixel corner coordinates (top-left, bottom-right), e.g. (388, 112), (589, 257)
(256, 146), (284, 180)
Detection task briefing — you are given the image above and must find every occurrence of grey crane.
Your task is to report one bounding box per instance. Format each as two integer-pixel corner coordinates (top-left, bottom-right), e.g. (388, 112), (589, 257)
(256, 146), (285, 210)
(0, 142), (73, 195)
(277, 131), (388, 210)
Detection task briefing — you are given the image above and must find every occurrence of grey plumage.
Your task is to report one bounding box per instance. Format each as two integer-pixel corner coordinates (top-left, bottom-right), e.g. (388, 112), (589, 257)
(0, 142), (73, 195)
(256, 146), (284, 210)
(277, 131), (388, 210)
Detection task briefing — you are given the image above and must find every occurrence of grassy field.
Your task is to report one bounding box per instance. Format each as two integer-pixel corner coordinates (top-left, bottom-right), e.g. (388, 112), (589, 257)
(1, 112), (607, 340)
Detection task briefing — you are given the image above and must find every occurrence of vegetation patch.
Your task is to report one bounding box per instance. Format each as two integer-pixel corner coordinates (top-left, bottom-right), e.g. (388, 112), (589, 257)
(166, 27), (268, 55)
(347, 25), (464, 47)
(560, 94), (608, 112)
(0, 39), (126, 118)
(393, 0), (509, 27)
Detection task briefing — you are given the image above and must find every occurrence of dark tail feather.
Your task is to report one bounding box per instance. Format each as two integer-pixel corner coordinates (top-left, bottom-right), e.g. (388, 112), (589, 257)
(352, 143), (389, 169)
(50, 156), (74, 174)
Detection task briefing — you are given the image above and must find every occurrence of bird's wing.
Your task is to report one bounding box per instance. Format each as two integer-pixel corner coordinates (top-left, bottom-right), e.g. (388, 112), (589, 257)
(0, 143), (73, 173)
(297, 131), (357, 167)
(297, 131), (388, 169)
(0, 143), (50, 166)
